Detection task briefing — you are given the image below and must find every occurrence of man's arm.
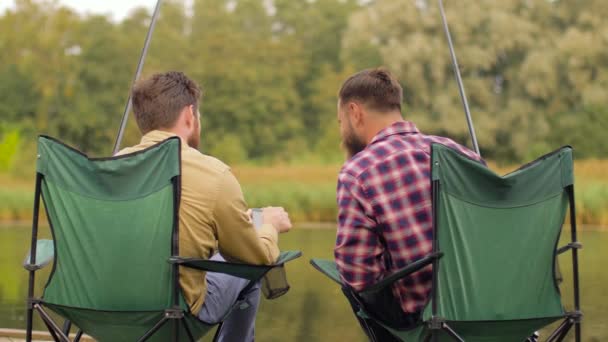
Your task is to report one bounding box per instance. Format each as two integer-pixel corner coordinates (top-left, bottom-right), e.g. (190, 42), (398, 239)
(334, 173), (383, 291)
(212, 170), (280, 265)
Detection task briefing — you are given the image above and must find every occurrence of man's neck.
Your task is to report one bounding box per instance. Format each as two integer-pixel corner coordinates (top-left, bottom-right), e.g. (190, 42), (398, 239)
(364, 113), (405, 145)
(158, 127), (186, 141)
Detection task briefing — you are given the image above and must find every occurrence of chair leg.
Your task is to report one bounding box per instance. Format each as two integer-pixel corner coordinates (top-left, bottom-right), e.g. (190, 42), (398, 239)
(74, 329), (83, 342)
(442, 323), (465, 342)
(26, 305), (34, 342)
(574, 322), (581, 342)
(525, 331), (539, 342)
(567, 186), (582, 342)
(35, 304), (70, 342)
(138, 317), (169, 342)
(363, 320), (380, 342)
(40, 316), (61, 342)
(546, 319), (571, 342)
(27, 175), (43, 342)
(173, 319), (179, 341)
(62, 320), (72, 336)
(555, 323), (573, 342)
(212, 322), (224, 342)
(181, 318), (196, 342)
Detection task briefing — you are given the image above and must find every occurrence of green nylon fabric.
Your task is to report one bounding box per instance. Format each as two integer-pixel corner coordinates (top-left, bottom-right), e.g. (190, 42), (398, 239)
(39, 137), (180, 310)
(431, 144), (573, 207)
(276, 250), (303, 264)
(46, 303), (212, 342)
(416, 144), (571, 341)
(310, 259), (341, 284)
(37, 136), (193, 341)
(428, 144), (570, 322)
(36, 136), (301, 341)
(427, 192), (567, 321)
(37, 136), (180, 201)
(42, 181), (176, 310)
(387, 317), (561, 342)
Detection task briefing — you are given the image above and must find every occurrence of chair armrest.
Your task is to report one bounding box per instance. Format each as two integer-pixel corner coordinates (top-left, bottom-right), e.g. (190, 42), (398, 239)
(276, 250), (302, 264)
(169, 250), (302, 281)
(557, 242), (582, 255)
(23, 239), (55, 271)
(360, 252), (443, 295)
(309, 259), (342, 285)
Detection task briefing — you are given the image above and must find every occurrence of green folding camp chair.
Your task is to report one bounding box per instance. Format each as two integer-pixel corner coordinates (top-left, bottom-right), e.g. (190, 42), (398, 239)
(311, 144), (582, 341)
(24, 135), (301, 342)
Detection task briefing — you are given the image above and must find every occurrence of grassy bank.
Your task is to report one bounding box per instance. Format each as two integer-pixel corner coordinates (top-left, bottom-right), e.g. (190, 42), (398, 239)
(1, 161), (608, 226)
(240, 160), (608, 226)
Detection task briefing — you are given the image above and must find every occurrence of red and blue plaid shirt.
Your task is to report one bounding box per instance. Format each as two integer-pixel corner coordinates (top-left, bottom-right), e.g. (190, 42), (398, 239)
(335, 121), (483, 313)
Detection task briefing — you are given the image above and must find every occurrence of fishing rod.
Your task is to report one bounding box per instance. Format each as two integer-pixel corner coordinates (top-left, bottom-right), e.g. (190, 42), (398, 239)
(437, 0), (481, 156)
(32, 3), (164, 339)
(112, 0), (164, 155)
(436, 4), (545, 341)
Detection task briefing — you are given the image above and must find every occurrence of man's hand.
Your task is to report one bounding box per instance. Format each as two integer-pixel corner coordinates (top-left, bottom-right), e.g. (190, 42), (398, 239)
(262, 207), (292, 233)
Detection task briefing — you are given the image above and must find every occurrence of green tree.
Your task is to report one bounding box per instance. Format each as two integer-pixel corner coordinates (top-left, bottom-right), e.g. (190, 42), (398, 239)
(343, 0), (608, 161)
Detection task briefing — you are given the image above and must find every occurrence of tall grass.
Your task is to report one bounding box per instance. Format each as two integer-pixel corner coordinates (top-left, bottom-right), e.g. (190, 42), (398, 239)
(236, 160), (608, 226)
(0, 189), (32, 221)
(1, 161), (607, 226)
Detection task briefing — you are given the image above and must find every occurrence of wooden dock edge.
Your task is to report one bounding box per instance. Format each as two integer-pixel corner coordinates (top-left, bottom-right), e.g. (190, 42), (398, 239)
(0, 328), (94, 341)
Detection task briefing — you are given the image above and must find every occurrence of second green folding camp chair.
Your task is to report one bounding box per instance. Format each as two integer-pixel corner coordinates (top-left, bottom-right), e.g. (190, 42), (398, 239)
(24, 135), (301, 342)
(311, 144), (582, 342)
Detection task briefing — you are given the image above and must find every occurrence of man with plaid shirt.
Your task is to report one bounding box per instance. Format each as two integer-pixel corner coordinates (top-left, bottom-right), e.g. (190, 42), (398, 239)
(334, 68), (482, 341)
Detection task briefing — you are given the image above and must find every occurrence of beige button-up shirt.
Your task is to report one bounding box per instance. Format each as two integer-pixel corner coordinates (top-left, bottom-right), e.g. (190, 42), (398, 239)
(119, 130), (279, 314)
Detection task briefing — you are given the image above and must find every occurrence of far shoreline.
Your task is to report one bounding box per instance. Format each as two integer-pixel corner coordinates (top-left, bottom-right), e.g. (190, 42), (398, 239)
(1, 221), (607, 232)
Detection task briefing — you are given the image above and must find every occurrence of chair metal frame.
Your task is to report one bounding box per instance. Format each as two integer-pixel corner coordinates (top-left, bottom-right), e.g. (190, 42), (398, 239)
(424, 149), (582, 342)
(24, 136), (292, 342)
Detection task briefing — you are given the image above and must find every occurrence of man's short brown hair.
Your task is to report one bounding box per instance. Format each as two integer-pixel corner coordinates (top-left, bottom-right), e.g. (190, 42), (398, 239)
(131, 71), (202, 134)
(339, 68), (403, 112)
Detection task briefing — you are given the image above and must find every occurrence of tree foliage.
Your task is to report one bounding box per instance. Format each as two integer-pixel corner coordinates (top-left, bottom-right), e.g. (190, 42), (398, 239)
(0, 0), (606, 168)
(344, 0), (608, 161)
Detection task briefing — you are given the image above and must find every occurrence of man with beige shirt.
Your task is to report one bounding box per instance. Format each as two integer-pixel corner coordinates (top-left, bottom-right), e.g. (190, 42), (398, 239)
(118, 71), (291, 341)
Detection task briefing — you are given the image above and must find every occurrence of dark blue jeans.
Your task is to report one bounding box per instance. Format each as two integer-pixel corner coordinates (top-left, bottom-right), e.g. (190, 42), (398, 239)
(197, 254), (261, 342)
(342, 286), (420, 342)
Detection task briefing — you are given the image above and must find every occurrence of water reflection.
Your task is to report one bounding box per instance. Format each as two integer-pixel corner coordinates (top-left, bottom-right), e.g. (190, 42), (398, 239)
(1, 226), (606, 341)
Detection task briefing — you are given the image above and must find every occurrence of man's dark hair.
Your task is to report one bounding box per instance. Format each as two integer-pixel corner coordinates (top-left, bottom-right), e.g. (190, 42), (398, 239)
(338, 68), (403, 112)
(131, 71), (202, 134)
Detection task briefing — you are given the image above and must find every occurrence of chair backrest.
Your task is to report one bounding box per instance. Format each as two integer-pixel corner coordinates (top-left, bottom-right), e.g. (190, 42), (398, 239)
(426, 143), (572, 323)
(37, 136), (181, 311)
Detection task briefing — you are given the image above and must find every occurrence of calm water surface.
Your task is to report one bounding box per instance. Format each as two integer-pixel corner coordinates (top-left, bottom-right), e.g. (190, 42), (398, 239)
(0, 225), (605, 341)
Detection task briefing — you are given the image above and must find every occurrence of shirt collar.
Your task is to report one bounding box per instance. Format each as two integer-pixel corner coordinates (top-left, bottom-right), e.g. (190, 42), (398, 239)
(141, 130), (186, 148)
(370, 121), (419, 145)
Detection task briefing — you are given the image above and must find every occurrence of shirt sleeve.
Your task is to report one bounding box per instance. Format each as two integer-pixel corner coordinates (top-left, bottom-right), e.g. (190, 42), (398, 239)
(212, 169), (280, 265)
(334, 172), (384, 291)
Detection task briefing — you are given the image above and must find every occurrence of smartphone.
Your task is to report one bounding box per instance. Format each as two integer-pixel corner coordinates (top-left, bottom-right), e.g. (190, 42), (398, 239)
(251, 208), (263, 229)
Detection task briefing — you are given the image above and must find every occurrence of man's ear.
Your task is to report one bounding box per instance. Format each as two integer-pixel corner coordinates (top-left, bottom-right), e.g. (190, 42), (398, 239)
(182, 105), (195, 129)
(349, 102), (364, 127)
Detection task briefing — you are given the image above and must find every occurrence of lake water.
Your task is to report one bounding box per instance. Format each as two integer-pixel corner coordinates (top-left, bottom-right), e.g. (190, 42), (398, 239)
(0, 225), (605, 341)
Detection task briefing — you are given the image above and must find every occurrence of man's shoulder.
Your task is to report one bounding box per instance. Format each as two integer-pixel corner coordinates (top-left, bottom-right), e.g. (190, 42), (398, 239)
(182, 147), (231, 175)
(339, 133), (482, 182)
(422, 135), (482, 162)
(340, 137), (420, 179)
(119, 143), (231, 175)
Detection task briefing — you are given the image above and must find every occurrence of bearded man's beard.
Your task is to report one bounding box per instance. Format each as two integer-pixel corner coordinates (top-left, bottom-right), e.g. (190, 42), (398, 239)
(187, 120), (201, 149)
(342, 129), (367, 159)
(187, 134), (200, 149)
